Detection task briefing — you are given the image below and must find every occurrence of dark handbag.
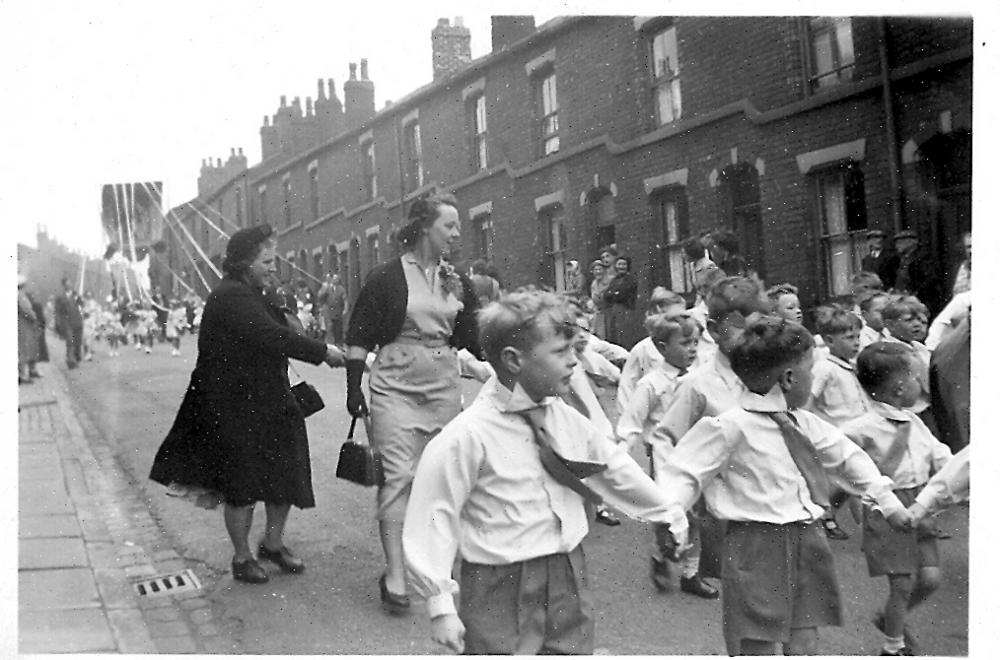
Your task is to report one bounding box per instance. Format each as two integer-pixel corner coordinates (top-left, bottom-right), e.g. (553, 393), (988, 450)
(290, 381), (325, 417)
(336, 416), (385, 487)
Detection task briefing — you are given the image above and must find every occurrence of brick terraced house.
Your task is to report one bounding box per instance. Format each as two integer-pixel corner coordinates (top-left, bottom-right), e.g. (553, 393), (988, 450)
(166, 15), (971, 320)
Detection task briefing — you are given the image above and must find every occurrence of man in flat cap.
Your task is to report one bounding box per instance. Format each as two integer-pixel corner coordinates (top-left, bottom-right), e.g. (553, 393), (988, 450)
(861, 229), (899, 288)
(893, 229), (944, 317)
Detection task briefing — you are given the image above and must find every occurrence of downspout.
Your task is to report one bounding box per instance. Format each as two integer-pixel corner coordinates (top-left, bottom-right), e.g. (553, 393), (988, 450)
(878, 18), (905, 233)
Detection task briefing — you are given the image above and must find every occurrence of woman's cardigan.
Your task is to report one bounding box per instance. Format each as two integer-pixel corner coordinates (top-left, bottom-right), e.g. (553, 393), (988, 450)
(346, 258), (481, 356)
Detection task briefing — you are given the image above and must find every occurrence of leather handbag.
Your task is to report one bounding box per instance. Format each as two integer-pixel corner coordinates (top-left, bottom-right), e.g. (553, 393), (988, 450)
(336, 415), (385, 487)
(288, 362), (324, 418)
(290, 381), (325, 417)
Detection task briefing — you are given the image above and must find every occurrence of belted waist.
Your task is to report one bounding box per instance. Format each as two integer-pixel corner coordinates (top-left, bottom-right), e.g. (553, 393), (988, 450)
(392, 335), (451, 348)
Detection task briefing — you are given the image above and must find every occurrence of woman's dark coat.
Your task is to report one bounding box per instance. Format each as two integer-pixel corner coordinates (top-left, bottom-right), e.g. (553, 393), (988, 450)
(150, 277), (328, 507)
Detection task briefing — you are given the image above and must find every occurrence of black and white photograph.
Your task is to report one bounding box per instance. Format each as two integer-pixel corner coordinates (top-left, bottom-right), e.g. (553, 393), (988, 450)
(9, 1), (992, 656)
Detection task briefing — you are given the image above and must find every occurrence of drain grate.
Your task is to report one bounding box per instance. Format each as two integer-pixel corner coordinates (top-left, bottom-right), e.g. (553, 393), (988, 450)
(132, 569), (201, 597)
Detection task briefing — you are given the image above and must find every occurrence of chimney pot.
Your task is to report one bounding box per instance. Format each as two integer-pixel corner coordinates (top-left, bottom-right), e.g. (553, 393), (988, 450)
(216, 158), (222, 167)
(280, 95), (287, 107)
(263, 115), (270, 126)
(360, 58), (369, 80)
(317, 78), (326, 99)
(437, 17), (449, 26)
(454, 16), (464, 27)
(306, 96), (314, 115)
(349, 62), (357, 80)
(230, 148), (236, 156)
(327, 78), (336, 97)
(238, 147), (244, 156)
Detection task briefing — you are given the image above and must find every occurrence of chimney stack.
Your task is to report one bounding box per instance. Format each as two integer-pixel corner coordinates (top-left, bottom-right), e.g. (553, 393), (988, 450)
(431, 17), (471, 81)
(491, 16), (535, 53)
(317, 78), (326, 100)
(344, 60), (375, 130)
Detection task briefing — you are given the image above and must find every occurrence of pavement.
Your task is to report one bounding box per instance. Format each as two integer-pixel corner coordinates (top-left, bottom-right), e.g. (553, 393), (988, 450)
(17, 349), (239, 654)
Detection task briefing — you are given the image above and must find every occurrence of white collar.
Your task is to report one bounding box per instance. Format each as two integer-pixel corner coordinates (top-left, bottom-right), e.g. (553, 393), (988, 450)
(740, 384), (790, 413)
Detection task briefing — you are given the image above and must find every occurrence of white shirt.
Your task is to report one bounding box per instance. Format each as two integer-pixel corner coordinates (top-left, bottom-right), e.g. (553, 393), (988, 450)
(656, 387), (904, 524)
(568, 362), (615, 441)
(807, 354), (870, 428)
(840, 400), (952, 490)
(616, 337), (663, 414)
(617, 362), (687, 451)
(859, 324), (892, 350)
(925, 291), (971, 351)
(402, 377), (688, 619)
(584, 333), (629, 364)
(915, 446), (969, 514)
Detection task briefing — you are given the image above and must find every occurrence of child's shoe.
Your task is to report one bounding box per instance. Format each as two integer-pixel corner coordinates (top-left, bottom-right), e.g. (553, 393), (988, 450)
(594, 506), (621, 526)
(650, 555), (672, 592)
(679, 574), (720, 599)
(880, 648), (914, 656)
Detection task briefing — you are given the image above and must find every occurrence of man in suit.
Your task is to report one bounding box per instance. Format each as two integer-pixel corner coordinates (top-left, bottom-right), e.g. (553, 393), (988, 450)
(860, 229), (899, 288)
(893, 229), (945, 317)
(53, 278), (84, 368)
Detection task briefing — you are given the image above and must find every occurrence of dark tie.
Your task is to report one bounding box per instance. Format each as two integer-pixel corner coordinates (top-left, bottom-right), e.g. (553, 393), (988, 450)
(876, 420), (912, 478)
(768, 411), (831, 509)
(560, 385), (591, 419)
(519, 407), (605, 505)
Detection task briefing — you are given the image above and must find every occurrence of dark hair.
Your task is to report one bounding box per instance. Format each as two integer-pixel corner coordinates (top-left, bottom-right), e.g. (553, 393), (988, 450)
(396, 193), (459, 248)
(729, 315), (815, 392)
(222, 224), (275, 277)
(851, 270), (884, 291)
(471, 259), (488, 275)
(814, 304), (863, 336)
(856, 342), (916, 394)
(613, 255), (632, 270)
(706, 276), (765, 322)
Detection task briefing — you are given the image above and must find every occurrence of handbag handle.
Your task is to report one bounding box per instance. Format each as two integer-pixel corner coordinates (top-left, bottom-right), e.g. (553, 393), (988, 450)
(348, 414), (374, 446)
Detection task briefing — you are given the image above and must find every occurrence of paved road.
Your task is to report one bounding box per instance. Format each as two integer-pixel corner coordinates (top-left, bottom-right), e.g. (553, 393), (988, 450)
(61, 340), (969, 655)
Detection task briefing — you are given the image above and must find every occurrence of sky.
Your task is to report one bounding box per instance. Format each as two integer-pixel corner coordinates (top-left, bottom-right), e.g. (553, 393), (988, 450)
(2, 0), (992, 258)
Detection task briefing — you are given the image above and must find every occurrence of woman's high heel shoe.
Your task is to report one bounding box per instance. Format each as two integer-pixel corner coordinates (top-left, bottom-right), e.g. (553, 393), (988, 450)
(379, 574), (410, 614)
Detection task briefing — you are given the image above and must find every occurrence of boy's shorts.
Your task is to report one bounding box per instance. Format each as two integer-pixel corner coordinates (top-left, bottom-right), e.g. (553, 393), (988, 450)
(862, 486), (940, 577)
(721, 520), (841, 654)
(459, 545), (593, 655)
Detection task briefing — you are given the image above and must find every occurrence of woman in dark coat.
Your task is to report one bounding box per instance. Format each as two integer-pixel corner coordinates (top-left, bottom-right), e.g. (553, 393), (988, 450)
(603, 255), (639, 348)
(150, 224), (343, 584)
(345, 193), (481, 613)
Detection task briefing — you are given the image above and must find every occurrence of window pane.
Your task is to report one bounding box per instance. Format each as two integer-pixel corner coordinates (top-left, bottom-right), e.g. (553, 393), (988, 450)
(820, 174), (847, 234)
(661, 199), (679, 243)
(475, 95), (487, 133)
(668, 246), (687, 293)
(544, 135), (560, 155)
(671, 78), (682, 120)
(812, 32), (834, 77)
(835, 18), (855, 67)
(827, 236), (852, 295)
(656, 84), (676, 124)
(542, 75), (557, 114)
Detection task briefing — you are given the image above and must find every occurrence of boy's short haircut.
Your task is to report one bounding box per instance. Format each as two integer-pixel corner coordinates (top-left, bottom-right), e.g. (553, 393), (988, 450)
(858, 290), (890, 313)
(851, 270), (884, 291)
(729, 315), (815, 392)
(855, 342), (916, 394)
(644, 311), (700, 343)
(881, 295), (929, 323)
(648, 286), (685, 312)
(765, 283), (799, 303)
(696, 264), (726, 295)
(814, 304), (863, 336)
(478, 288), (577, 366)
(706, 276), (766, 322)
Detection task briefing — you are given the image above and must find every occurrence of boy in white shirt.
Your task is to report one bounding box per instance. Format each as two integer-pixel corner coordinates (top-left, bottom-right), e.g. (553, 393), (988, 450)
(616, 311), (701, 593)
(649, 276), (767, 598)
(806, 304), (870, 541)
(402, 290), (688, 655)
(841, 342), (953, 656)
(616, 288), (686, 415)
(657, 315), (911, 655)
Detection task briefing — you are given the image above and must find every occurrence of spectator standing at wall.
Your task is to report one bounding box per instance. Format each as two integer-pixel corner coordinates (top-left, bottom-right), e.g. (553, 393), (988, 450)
(603, 255), (639, 348)
(25, 282), (48, 374)
(891, 230), (944, 318)
(316, 272), (349, 346)
(588, 260), (611, 339)
(54, 277), (84, 369)
(861, 230), (900, 292)
(18, 274), (41, 384)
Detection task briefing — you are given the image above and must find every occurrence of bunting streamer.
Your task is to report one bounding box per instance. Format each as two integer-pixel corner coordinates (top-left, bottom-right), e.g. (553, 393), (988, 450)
(162, 209), (214, 293)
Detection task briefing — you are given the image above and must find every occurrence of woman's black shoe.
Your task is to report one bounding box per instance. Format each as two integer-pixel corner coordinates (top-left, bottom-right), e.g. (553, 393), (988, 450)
(258, 543), (305, 573)
(379, 574), (411, 614)
(232, 558), (269, 584)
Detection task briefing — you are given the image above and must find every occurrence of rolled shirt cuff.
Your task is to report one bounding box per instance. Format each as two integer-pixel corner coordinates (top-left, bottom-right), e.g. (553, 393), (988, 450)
(426, 592), (457, 619)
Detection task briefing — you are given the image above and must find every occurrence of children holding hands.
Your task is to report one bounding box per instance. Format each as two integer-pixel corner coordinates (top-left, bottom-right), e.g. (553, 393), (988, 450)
(656, 315), (912, 655)
(840, 342), (953, 656)
(402, 289), (688, 655)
